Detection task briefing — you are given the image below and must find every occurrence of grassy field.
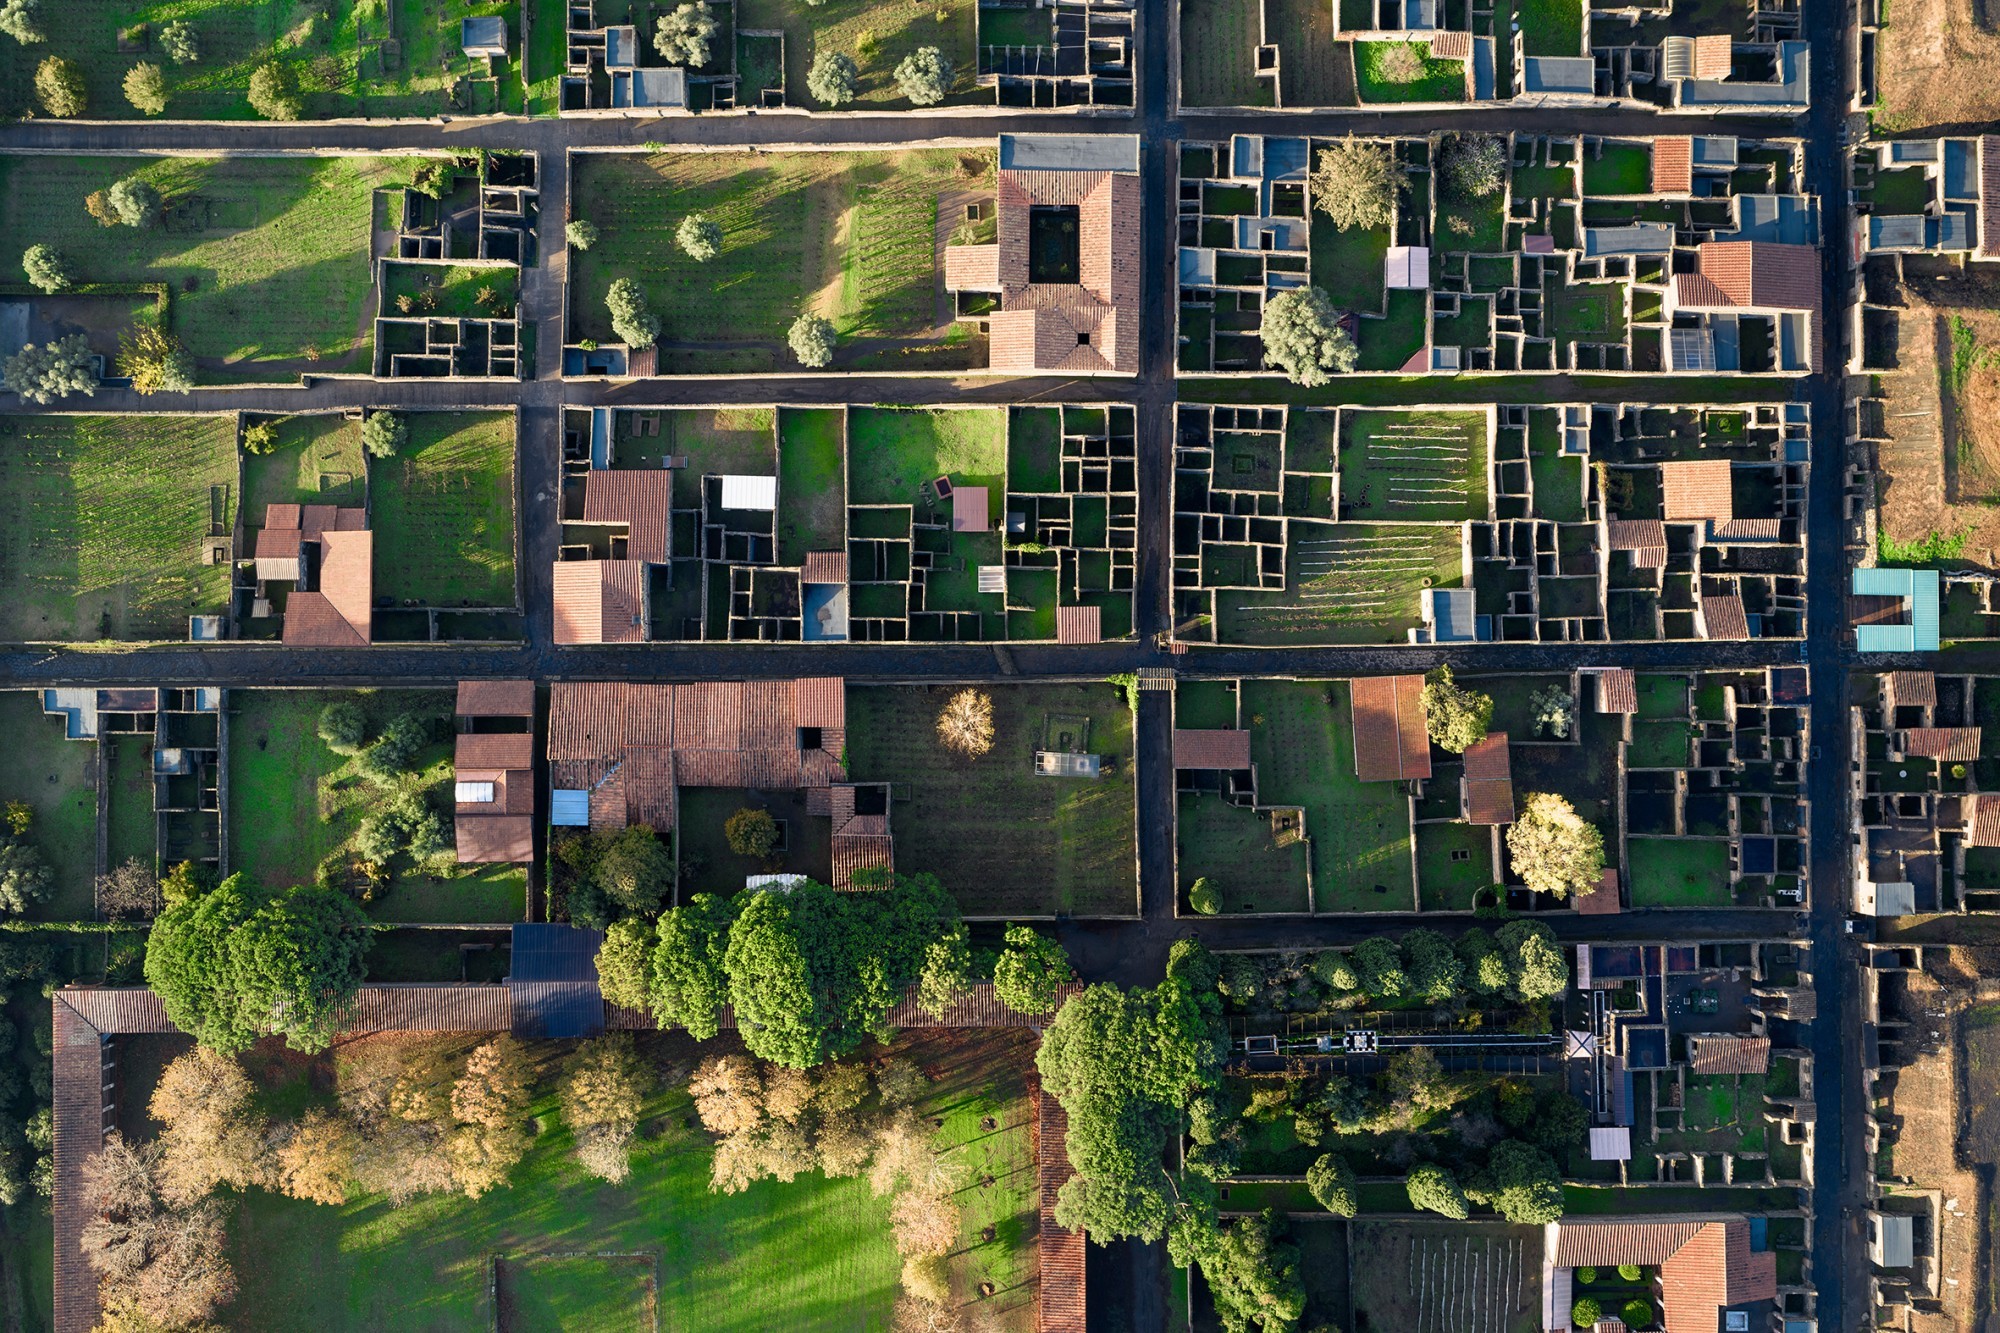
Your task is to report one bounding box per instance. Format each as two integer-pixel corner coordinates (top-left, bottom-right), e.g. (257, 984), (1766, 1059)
(845, 684), (1138, 916)
(0, 692), (99, 920)
(1527, 409), (1586, 521)
(571, 150), (988, 374)
(1176, 790), (1312, 914)
(848, 407), (1007, 507)
(1242, 680), (1414, 911)
(1416, 820), (1494, 911)
(106, 734), (156, 875)
(381, 262), (519, 320)
(1340, 410), (1489, 521)
(221, 1029), (1035, 1333)
(1180, 0), (1272, 105)
(1583, 143), (1653, 195)
(1269, 0), (1353, 105)
(0, 0), (531, 121)
(1547, 283), (1628, 344)
(677, 787), (834, 893)
(1217, 521), (1462, 645)
(616, 408), (776, 507)
(1311, 221), (1391, 316)
(228, 689), (525, 922)
(779, 408), (849, 564)
(736, 0), (980, 108)
(0, 155), (416, 381)
(0, 414), (237, 642)
(1353, 40), (1465, 102)
(1349, 1221), (1542, 1333)
(243, 414), (367, 514)
(370, 412), (518, 608)
(1519, 0), (1584, 55)
(1628, 837), (1733, 907)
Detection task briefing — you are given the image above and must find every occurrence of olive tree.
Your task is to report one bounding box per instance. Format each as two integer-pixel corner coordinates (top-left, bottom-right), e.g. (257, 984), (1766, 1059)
(894, 46), (952, 105)
(1441, 133), (1507, 199)
(1309, 137), (1399, 231)
(1420, 664), (1493, 754)
(361, 410), (407, 459)
(123, 61), (168, 115)
(788, 312), (835, 368)
(1259, 287), (1355, 387)
(654, 1), (718, 66)
(159, 19), (198, 63)
(1505, 792), (1605, 899)
(247, 62), (302, 120)
(3, 336), (99, 406)
(676, 212), (722, 262)
(20, 244), (70, 293)
(106, 176), (162, 227)
(34, 56), (85, 117)
(808, 50), (857, 106)
(0, 0), (45, 44)
(607, 278), (660, 349)
(565, 218), (599, 250)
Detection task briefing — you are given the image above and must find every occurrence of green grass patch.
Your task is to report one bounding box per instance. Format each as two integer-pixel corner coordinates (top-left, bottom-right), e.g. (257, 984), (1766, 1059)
(1269, 0), (1355, 105)
(1636, 673), (1689, 720)
(380, 262), (518, 320)
(496, 1254), (653, 1330)
(0, 693), (99, 920)
(1628, 837), (1732, 907)
(227, 689), (525, 922)
(1310, 222), (1390, 316)
(1180, 0), (1273, 105)
(1242, 680), (1414, 912)
(1583, 143), (1652, 195)
(1629, 720), (1695, 768)
(676, 787), (834, 894)
(737, 0), (980, 108)
(1437, 189), (1505, 253)
(1512, 163), (1575, 202)
(1879, 527), (1971, 566)
(0, 414), (236, 642)
(1416, 821), (1493, 911)
(106, 735), (155, 875)
(1175, 680), (1239, 730)
(1528, 410), (1585, 521)
(1870, 168), (1933, 214)
(1354, 40), (1465, 102)
(779, 408), (848, 565)
(571, 150), (987, 374)
(243, 414), (367, 513)
(0, 155), (418, 380)
(1519, 0), (1583, 54)
(618, 409), (775, 508)
(370, 412), (518, 608)
(1546, 283), (1628, 344)
(1008, 408), (1064, 493)
(1340, 410), (1489, 522)
(1357, 289), (1430, 371)
(1181, 374), (1786, 408)
(845, 684), (1138, 916)
(1176, 790), (1311, 914)
(847, 407), (1006, 507)
(1217, 521), (1461, 645)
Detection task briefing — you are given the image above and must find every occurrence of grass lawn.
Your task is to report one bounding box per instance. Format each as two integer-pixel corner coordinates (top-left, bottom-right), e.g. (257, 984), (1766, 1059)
(219, 1029), (1035, 1333)
(0, 692), (98, 920)
(106, 734), (156, 874)
(1547, 283), (1629, 344)
(1310, 220), (1390, 316)
(0, 414), (236, 643)
(1636, 673), (1689, 719)
(228, 689), (526, 923)
(1340, 410), (1489, 521)
(380, 262), (518, 320)
(779, 408), (848, 565)
(1870, 168), (1934, 215)
(736, 0), (979, 108)
(571, 150), (988, 375)
(243, 414), (367, 514)
(845, 684), (1138, 916)
(1217, 521), (1462, 645)
(1242, 680), (1414, 912)
(0, 155), (417, 381)
(847, 407), (1007, 507)
(370, 412), (518, 609)
(676, 787), (834, 894)
(1358, 289), (1430, 371)
(1269, 0), (1354, 105)
(1528, 409), (1586, 521)
(1583, 143), (1653, 195)
(1008, 408), (1064, 495)
(1628, 837), (1733, 907)
(617, 409), (776, 507)
(1416, 821), (1494, 911)
(1437, 188), (1506, 254)
(1349, 1221), (1542, 1333)
(1175, 680), (1239, 730)
(1180, 0), (1272, 105)
(1629, 720), (1696, 768)
(1353, 40), (1465, 102)
(0, 0), (530, 120)
(1518, 0), (1583, 54)
(1176, 791), (1312, 914)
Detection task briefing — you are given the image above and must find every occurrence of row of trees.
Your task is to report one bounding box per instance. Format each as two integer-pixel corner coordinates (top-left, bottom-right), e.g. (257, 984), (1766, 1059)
(601, 278), (839, 368)
(595, 875), (1074, 1066)
(1214, 921), (1570, 1017)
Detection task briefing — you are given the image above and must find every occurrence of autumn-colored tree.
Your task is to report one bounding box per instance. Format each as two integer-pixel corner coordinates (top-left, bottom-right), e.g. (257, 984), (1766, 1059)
(273, 1110), (355, 1206)
(447, 1037), (535, 1198)
(890, 1189), (960, 1258)
(78, 1134), (236, 1328)
(560, 1034), (650, 1183)
(689, 1054), (766, 1136)
(148, 1048), (269, 1203)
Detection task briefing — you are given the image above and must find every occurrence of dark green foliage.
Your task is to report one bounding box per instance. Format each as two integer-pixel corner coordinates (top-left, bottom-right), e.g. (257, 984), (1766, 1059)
(351, 791), (447, 867)
(1402, 927), (1463, 1002)
(144, 875), (260, 1053)
(315, 700), (367, 754)
(607, 278), (660, 349)
(361, 411), (406, 459)
(1496, 919), (1570, 1000)
(356, 711), (430, 784)
(1617, 1263), (1642, 1282)
(1571, 1297), (1601, 1327)
(1306, 1152), (1357, 1217)
(648, 891), (738, 1038)
(107, 176), (162, 227)
(594, 826), (673, 917)
(247, 62), (302, 120)
(1471, 1139), (1564, 1224)
(1349, 936), (1406, 999)
(1188, 876), (1220, 914)
(1172, 1210), (1307, 1333)
(1405, 1161), (1469, 1219)
(723, 807), (779, 859)
(992, 923), (1074, 1014)
(1455, 927), (1508, 994)
(1622, 1298), (1654, 1328)
(0, 841), (52, 914)
(411, 161), (455, 199)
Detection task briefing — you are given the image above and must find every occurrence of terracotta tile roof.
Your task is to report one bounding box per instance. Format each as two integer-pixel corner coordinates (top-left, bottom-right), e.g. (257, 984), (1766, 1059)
(1462, 732), (1515, 825)
(1678, 241), (1820, 312)
(1660, 461), (1734, 521)
(1969, 793), (2000, 846)
(1652, 136), (1694, 194)
(795, 677), (846, 730)
(953, 486), (991, 533)
(1037, 1084), (1087, 1333)
(1708, 518), (1783, 542)
(976, 160), (1141, 374)
(455, 815), (535, 863)
(831, 832), (895, 889)
(1981, 137), (2000, 259)
(1428, 29), (1472, 59)
(456, 766), (533, 816)
(1349, 674), (1433, 782)
(456, 680), (535, 717)
(265, 502), (373, 647)
(1595, 669), (1639, 714)
(1661, 1221), (1777, 1332)
(1607, 519), (1669, 567)
(1055, 604), (1101, 643)
(1685, 1033), (1771, 1074)
(581, 469), (673, 563)
(944, 242), (1002, 290)
(52, 996), (108, 1333)
(1173, 729), (1251, 770)
(1692, 33), (1733, 78)
(456, 733), (535, 771)
(1554, 1219), (1708, 1269)
(1575, 866), (1623, 914)
(1886, 671), (1937, 708)
(801, 550), (847, 584)
(1701, 593), (1751, 641)
(1900, 727), (1983, 762)
(1524, 233), (1557, 254)
(552, 559), (648, 643)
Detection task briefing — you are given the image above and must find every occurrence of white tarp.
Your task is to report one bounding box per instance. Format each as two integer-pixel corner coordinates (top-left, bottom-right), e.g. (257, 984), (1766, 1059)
(720, 475), (778, 510)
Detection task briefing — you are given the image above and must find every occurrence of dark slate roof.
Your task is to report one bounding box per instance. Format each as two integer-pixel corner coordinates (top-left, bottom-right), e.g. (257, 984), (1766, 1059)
(508, 924), (606, 1038)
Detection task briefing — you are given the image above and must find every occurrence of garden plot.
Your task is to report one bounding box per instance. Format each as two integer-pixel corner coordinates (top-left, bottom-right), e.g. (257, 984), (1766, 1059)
(0, 154), (414, 382)
(734, 0), (980, 109)
(570, 149), (991, 375)
(1349, 1221), (1542, 1333)
(1216, 522), (1462, 645)
(1339, 410), (1490, 521)
(0, 693), (98, 920)
(370, 412), (519, 610)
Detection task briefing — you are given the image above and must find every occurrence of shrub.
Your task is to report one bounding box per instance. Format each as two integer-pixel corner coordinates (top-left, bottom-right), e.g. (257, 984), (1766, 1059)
(159, 19), (198, 63)
(411, 160), (455, 199)
(316, 701), (367, 754)
(1375, 40), (1426, 82)
(894, 45), (952, 104)
(1570, 1297), (1601, 1328)
(1187, 877), (1220, 915)
(3, 336), (98, 405)
(123, 61), (168, 115)
(20, 244), (70, 293)
(1617, 1263), (1642, 1282)
(724, 807), (780, 859)
(807, 49), (857, 105)
(116, 326), (193, 394)
(565, 218), (599, 250)
(1576, 1266), (1597, 1284)
(992, 924), (1074, 1014)
(1305, 1153), (1357, 1217)
(1621, 1298), (1653, 1329)
(1309, 137), (1398, 231)
(676, 212), (722, 262)
(1532, 683), (1575, 738)
(1405, 1162), (1469, 1219)
(1421, 664), (1492, 753)
(107, 176), (163, 227)
(247, 63), (302, 120)
(1442, 133), (1507, 199)
(241, 420), (280, 455)
(788, 312), (835, 367)
(361, 411), (406, 458)
(34, 56), (85, 117)
(0, 0), (45, 44)
(654, 1), (718, 66)
(1260, 287), (1355, 386)
(607, 278), (660, 349)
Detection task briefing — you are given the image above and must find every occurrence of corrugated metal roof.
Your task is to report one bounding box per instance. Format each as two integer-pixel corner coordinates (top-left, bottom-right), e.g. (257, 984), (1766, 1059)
(551, 789), (590, 825)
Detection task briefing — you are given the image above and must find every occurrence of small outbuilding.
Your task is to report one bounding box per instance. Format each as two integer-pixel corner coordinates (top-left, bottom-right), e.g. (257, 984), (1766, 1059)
(461, 15), (508, 59)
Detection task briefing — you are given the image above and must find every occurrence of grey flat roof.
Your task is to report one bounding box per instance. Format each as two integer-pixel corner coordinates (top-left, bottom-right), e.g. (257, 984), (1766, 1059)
(1000, 133), (1140, 174)
(1585, 222), (1675, 257)
(630, 67), (687, 107)
(462, 15), (506, 49)
(1521, 56), (1594, 94)
(1680, 40), (1808, 106)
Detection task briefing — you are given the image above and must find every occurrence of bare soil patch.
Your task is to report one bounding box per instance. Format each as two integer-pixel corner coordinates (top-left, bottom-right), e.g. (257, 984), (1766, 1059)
(1878, 0), (2000, 132)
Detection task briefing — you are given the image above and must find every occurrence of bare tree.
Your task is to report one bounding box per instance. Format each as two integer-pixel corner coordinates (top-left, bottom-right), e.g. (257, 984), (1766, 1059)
(890, 1189), (961, 1258)
(935, 689), (995, 758)
(79, 1134), (236, 1327)
(96, 858), (160, 920)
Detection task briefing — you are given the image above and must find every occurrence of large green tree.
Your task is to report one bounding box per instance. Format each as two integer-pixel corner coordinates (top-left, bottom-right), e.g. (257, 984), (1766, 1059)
(1421, 664), (1493, 753)
(1497, 919), (1570, 1000)
(1171, 1210), (1307, 1333)
(227, 885), (370, 1053)
(1406, 1162), (1470, 1219)
(144, 874), (260, 1053)
(1471, 1138), (1565, 1224)
(652, 891), (739, 1038)
(992, 923), (1074, 1014)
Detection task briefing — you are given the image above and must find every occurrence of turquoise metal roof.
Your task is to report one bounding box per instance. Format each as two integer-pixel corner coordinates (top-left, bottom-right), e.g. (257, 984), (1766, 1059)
(1852, 567), (1939, 652)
